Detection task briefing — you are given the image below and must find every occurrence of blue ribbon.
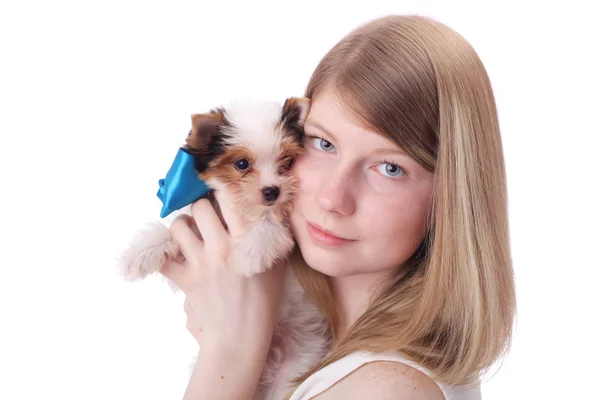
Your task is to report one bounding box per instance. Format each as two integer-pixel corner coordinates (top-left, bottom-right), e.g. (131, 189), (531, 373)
(156, 147), (211, 218)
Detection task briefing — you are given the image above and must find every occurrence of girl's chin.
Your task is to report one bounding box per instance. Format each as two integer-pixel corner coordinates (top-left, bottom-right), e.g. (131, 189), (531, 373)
(297, 245), (354, 277)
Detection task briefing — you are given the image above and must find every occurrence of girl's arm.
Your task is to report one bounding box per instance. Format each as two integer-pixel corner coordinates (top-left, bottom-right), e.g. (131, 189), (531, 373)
(160, 200), (286, 399)
(183, 339), (271, 400)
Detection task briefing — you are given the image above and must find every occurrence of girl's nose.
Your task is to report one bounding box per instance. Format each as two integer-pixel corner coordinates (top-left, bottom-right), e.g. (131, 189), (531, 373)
(316, 169), (356, 216)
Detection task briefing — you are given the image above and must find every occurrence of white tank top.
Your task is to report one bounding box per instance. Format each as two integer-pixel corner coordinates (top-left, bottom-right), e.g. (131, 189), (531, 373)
(288, 350), (482, 400)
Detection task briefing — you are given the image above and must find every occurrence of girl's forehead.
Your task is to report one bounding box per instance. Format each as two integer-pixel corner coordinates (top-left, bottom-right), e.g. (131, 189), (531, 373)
(306, 94), (408, 155)
(306, 92), (368, 137)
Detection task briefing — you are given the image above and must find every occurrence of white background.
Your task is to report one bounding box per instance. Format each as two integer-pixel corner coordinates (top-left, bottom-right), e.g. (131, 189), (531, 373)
(1, 0), (598, 399)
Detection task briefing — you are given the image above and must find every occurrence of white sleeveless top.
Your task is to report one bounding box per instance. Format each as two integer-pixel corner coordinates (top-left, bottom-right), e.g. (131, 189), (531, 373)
(288, 351), (482, 400)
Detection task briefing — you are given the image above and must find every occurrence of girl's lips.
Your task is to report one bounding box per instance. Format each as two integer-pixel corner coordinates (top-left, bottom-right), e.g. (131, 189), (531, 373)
(306, 221), (355, 247)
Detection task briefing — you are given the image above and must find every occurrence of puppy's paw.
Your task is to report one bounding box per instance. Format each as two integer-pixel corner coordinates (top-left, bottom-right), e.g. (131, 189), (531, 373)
(118, 222), (180, 281)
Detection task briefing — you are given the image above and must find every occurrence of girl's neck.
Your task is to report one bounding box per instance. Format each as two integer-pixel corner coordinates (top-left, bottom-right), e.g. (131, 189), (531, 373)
(330, 270), (396, 338)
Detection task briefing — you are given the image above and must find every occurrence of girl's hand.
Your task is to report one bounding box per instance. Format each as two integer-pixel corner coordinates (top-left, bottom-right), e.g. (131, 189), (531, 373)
(161, 197), (285, 349)
(159, 198), (285, 399)
(183, 297), (203, 346)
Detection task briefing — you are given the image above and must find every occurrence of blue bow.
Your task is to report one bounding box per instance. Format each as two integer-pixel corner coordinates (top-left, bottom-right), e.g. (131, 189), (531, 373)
(156, 147), (211, 218)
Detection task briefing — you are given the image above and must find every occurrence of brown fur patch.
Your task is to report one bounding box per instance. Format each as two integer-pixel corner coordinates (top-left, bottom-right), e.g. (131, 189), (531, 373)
(187, 111), (226, 152)
(199, 146), (258, 185)
(277, 137), (304, 175)
(282, 97), (310, 124)
(279, 97), (311, 143)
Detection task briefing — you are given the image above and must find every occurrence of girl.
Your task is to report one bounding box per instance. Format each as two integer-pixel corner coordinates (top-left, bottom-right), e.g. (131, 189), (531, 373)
(162, 14), (516, 400)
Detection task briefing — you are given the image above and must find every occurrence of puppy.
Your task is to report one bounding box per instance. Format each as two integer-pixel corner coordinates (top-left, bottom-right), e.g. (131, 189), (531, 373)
(118, 98), (330, 399)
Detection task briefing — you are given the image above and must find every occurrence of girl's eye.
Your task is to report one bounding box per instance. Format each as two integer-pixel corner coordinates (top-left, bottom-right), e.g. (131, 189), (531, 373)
(312, 137), (335, 152)
(377, 162), (406, 178)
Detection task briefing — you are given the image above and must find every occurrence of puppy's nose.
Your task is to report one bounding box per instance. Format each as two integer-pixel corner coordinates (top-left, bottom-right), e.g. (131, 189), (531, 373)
(262, 186), (280, 203)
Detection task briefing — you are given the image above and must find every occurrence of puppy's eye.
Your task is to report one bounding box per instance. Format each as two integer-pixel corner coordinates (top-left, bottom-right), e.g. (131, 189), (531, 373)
(234, 159), (250, 171)
(278, 157), (295, 174)
(286, 158), (295, 169)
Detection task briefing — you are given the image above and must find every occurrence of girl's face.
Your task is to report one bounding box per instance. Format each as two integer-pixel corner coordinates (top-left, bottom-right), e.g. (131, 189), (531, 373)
(290, 89), (434, 279)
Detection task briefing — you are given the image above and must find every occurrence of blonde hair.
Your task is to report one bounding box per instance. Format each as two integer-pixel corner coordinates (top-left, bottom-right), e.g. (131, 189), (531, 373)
(289, 14), (516, 389)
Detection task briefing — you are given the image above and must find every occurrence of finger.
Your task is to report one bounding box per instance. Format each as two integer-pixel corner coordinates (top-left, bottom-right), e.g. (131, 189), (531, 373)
(190, 198), (228, 247)
(186, 316), (203, 337)
(169, 214), (204, 265)
(186, 318), (203, 335)
(183, 298), (203, 337)
(183, 297), (194, 314)
(159, 259), (189, 291)
(214, 198), (246, 239)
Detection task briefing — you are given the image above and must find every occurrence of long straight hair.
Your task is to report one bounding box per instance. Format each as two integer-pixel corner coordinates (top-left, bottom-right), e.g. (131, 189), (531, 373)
(289, 14), (516, 388)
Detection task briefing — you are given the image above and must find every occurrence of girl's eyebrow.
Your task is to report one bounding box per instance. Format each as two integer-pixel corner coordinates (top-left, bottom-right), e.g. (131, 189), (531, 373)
(371, 147), (408, 157)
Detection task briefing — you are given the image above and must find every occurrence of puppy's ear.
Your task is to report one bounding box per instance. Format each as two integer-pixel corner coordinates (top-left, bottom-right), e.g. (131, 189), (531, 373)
(186, 110), (226, 153)
(282, 97), (311, 128)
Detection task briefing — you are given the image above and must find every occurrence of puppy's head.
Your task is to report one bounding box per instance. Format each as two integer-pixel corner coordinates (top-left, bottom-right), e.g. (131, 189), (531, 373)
(184, 97), (310, 223)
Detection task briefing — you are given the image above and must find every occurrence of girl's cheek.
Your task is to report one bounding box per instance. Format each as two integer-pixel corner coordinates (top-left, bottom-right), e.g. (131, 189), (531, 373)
(292, 154), (307, 176)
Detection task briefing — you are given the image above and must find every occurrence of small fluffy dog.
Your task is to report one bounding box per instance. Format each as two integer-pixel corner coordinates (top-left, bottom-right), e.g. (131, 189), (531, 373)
(119, 98), (330, 399)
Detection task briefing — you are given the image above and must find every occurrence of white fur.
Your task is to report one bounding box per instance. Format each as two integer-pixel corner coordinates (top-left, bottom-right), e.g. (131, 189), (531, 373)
(232, 215), (295, 277)
(118, 99), (330, 399)
(221, 100), (287, 154)
(118, 221), (179, 281)
(254, 265), (331, 400)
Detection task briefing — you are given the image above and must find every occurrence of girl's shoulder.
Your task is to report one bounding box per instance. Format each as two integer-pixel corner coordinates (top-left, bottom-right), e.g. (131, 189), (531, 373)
(288, 351), (482, 400)
(307, 358), (445, 399)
